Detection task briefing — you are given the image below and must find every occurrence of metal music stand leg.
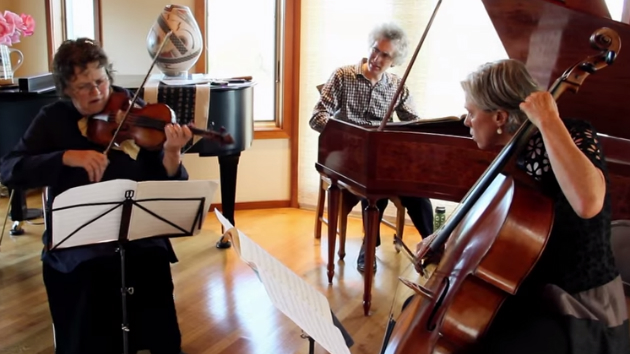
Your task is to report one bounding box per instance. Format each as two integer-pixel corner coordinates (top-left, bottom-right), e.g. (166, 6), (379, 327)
(300, 331), (315, 354)
(115, 192), (135, 354)
(117, 240), (133, 354)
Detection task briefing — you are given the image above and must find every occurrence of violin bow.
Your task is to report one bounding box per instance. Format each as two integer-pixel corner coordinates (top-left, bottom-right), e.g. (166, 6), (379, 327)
(377, 0), (443, 131)
(103, 30), (174, 155)
(373, 0), (444, 350)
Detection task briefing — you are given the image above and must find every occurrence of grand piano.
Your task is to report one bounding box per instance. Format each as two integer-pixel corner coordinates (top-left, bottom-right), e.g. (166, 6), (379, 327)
(0, 75), (254, 242)
(316, 0), (630, 316)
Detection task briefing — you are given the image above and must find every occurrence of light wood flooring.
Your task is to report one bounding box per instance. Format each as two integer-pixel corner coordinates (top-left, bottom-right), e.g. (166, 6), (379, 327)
(0, 192), (425, 354)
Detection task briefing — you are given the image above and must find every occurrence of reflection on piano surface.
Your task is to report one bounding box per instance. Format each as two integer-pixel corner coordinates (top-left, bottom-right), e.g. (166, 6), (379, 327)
(316, 0), (630, 316)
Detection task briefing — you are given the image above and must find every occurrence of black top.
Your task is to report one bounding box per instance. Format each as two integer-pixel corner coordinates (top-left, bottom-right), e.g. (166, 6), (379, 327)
(0, 86), (188, 273)
(517, 119), (618, 294)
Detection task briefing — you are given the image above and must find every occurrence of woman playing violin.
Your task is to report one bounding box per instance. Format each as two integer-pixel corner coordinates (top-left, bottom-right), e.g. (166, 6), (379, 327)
(415, 59), (629, 354)
(0, 38), (191, 354)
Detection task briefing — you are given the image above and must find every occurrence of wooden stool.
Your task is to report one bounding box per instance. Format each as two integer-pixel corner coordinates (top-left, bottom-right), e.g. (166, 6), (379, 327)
(314, 175), (407, 260)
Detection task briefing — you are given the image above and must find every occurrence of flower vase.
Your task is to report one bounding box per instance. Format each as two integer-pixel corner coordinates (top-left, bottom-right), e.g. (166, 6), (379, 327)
(0, 45), (24, 85)
(146, 5), (203, 77)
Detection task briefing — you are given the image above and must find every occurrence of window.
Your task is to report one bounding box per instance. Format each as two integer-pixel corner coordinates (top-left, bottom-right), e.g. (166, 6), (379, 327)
(605, 0), (626, 21)
(63, 0), (99, 41)
(205, 0), (282, 123)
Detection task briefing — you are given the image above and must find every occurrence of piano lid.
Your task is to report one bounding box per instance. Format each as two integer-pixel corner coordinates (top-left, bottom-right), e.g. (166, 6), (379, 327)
(481, 0), (630, 140)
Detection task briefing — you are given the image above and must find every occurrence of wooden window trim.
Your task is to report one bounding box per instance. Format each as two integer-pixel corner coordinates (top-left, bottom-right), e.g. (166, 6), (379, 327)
(45, 0), (103, 70)
(192, 0), (299, 141)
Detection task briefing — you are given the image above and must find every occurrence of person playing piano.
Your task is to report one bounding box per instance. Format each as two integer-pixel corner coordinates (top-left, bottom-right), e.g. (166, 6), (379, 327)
(415, 59), (629, 354)
(0, 38), (191, 354)
(309, 22), (434, 272)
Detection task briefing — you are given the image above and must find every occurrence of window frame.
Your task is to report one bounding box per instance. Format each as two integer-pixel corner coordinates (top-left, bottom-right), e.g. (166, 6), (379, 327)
(60, 0), (102, 44)
(193, 0), (298, 140)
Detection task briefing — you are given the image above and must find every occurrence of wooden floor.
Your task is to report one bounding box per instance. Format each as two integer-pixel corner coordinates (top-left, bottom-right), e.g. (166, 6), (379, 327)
(0, 192), (425, 354)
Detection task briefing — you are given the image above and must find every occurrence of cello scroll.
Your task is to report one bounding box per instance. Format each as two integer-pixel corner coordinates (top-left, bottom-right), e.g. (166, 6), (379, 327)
(548, 27), (620, 99)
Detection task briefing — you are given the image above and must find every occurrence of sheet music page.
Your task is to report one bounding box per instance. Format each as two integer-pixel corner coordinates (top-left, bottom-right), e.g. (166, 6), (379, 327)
(214, 210), (351, 354)
(52, 179), (137, 249)
(127, 180), (218, 241)
(386, 115), (462, 127)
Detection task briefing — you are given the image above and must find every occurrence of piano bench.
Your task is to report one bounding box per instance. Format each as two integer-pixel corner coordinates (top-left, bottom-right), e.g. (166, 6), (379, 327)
(314, 176), (406, 261)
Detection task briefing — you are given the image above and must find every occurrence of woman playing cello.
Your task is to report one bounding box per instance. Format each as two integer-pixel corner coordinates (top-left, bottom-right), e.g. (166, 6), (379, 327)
(414, 58), (629, 354)
(0, 38), (191, 354)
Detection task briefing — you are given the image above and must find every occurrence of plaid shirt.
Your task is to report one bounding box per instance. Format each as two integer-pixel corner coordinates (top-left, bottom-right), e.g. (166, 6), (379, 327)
(310, 58), (418, 132)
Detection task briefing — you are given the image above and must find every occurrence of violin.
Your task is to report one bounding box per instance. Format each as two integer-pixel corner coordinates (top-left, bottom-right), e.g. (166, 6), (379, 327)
(88, 30), (233, 155)
(86, 91), (234, 151)
(379, 27), (620, 354)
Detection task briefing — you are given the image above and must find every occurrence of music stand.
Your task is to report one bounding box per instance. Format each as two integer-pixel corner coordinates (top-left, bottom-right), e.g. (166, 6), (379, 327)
(214, 209), (354, 354)
(46, 179), (217, 354)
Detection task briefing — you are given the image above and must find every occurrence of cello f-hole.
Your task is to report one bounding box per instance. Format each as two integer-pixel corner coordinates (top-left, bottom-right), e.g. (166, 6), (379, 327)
(427, 277), (451, 331)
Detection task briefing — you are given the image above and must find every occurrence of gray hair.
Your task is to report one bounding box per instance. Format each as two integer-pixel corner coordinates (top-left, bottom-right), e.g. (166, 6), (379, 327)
(368, 22), (409, 66)
(460, 59), (541, 133)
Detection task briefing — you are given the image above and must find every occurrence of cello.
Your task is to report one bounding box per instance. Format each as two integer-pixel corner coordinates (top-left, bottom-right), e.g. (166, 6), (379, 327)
(380, 27), (621, 354)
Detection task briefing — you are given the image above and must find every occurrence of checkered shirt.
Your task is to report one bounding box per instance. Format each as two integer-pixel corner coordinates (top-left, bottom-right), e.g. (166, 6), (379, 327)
(310, 58), (419, 132)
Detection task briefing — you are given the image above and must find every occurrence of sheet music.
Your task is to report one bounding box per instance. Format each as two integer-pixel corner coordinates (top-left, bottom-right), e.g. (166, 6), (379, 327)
(215, 210), (351, 354)
(51, 179), (218, 249)
(52, 179), (137, 248)
(127, 180), (217, 240)
(386, 115), (462, 127)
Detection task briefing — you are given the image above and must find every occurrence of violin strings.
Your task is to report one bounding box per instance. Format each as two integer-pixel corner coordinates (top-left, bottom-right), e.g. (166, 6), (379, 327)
(102, 114), (166, 130)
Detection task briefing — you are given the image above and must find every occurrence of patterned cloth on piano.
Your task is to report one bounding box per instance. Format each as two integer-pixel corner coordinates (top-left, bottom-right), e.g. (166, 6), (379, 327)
(142, 76), (211, 152)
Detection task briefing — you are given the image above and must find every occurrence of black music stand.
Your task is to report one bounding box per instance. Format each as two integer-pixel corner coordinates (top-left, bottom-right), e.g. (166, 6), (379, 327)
(47, 180), (215, 354)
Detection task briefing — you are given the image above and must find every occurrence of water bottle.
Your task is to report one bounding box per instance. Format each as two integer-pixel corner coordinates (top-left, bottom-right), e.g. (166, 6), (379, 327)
(434, 206), (446, 231)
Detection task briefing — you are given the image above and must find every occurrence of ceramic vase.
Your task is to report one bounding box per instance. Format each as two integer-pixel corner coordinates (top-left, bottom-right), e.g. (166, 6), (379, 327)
(146, 5), (203, 77)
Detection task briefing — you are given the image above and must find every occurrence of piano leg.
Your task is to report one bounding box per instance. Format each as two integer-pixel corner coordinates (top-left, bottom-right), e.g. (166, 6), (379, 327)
(8, 188), (43, 236)
(326, 181), (341, 284)
(362, 199), (379, 316)
(216, 153), (241, 249)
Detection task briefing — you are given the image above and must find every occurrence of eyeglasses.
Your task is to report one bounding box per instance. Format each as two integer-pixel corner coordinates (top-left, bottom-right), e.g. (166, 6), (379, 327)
(370, 46), (393, 61)
(73, 77), (110, 95)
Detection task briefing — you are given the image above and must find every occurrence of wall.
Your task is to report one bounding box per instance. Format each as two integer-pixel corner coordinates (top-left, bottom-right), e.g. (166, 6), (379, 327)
(1, 0), (291, 205)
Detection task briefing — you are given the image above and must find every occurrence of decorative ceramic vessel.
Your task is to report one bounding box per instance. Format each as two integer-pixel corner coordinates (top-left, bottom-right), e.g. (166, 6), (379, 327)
(0, 44), (24, 85)
(146, 5), (203, 77)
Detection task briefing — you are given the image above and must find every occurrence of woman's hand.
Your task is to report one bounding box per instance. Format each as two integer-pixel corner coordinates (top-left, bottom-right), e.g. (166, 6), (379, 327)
(519, 91), (562, 129)
(62, 150), (109, 182)
(163, 123), (193, 153)
(414, 233), (444, 275)
(162, 124), (192, 177)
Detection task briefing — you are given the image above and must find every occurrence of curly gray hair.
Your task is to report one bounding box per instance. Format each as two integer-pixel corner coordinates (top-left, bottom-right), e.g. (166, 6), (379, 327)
(367, 22), (409, 66)
(460, 59), (541, 133)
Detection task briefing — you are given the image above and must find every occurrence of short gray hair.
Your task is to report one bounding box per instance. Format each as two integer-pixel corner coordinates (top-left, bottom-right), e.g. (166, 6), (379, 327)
(368, 22), (409, 66)
(460, 59), (541, 133)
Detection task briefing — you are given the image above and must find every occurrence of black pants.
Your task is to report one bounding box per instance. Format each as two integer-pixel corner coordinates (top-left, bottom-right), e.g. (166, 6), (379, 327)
(360, 196), (434, 246)
(43, 246), (182, 354)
